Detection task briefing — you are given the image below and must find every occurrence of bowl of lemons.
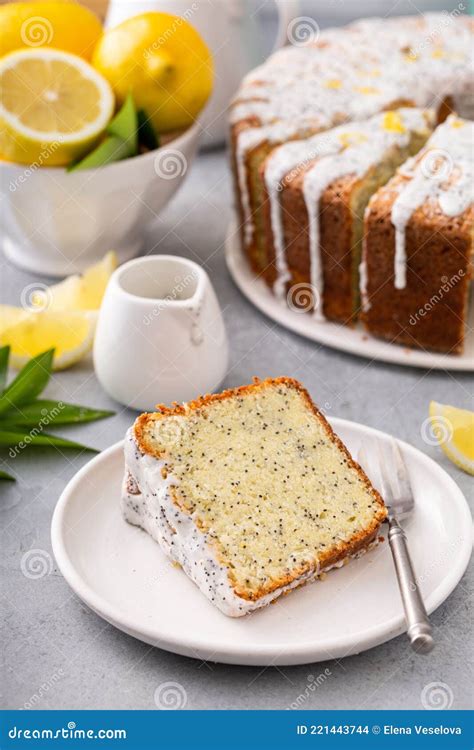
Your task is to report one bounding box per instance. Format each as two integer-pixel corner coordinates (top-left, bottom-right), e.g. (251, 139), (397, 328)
(0, 2), (213, 275)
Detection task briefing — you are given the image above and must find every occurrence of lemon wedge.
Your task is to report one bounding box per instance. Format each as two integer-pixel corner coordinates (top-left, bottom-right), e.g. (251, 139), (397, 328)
(2, 253), (116, 370)
(0, 307), (97, 370)
(428, 401), (474, 475)
(0, 47), (114, 166)
(43, 251), (117, 311)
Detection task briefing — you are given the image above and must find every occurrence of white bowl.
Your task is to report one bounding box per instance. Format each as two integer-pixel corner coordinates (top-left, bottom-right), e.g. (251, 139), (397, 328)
(0, 120), (202, 277)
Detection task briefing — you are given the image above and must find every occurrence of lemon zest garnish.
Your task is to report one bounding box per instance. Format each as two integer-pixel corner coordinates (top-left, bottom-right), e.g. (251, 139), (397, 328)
(382, 112), (406, 134)
(354, 86), (379, 95)
(325, 79), (342, 89)
(338, 131), (368, 148)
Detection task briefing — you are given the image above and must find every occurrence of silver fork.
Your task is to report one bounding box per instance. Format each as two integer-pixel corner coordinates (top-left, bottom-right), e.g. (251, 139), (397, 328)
(358, 439), (434, 654)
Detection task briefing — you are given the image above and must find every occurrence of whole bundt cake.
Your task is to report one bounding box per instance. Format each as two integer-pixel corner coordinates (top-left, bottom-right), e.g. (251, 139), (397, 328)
(229, 14), (473, 353)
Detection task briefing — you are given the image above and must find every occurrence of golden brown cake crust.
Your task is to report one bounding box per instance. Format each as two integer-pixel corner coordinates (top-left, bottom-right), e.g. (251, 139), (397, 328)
(229, 120), (263, 273)
(262, 169), (359, 324)
(134, 377), (387, 604)
(361, 179), (473, 354)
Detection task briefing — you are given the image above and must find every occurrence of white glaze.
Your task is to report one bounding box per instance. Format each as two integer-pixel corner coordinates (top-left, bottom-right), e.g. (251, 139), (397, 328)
(359, 256), (370, 314)
(231, 13), (473, 262)
(264, 109), (433, 314)
(264, 133), (341, 299)
(122, 428), (252, 616)
(391, 115), (474, 289)
(236, 121), (302, 246)
(359, 201), (372, 314)
(122, 428), (375, 617)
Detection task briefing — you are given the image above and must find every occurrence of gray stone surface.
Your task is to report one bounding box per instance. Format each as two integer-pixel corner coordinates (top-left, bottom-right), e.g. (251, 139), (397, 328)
(1, 148), (472, 711)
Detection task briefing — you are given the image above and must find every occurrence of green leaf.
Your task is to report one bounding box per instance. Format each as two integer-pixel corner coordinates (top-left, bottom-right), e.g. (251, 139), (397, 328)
(137, 109), (160, 151)
(0, 350), (54, 416)
(0, 429), (97, 452)
(0, 470), (15, 481)
(68, 136), (132, 172)
(69, 95), (139, 172)
(107, 94), (138, 156)
(0, 346), (10, 393)
(0, 400), (115, 427)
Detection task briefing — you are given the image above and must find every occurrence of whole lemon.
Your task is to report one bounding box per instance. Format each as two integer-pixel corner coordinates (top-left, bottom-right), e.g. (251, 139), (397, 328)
(93, 12), (213, 133)
(0, 1), (102, 60)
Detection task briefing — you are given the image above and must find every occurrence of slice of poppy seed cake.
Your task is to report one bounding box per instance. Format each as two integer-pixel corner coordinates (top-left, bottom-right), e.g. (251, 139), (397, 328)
(122, 377), (387, 616)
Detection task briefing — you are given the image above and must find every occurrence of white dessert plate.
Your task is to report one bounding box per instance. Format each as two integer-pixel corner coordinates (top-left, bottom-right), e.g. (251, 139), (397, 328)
(51, 417), (472, 666)
(225, 221), (474, 372)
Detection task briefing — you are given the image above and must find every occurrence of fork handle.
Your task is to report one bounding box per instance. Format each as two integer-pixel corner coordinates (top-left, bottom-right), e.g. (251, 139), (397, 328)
(388, 518), (434, 654)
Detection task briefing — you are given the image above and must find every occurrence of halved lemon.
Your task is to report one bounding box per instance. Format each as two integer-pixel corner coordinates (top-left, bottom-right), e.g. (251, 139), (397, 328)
(0, 47), (114, 166)
(0, 306), (97, 370)
(44, 251), (118, 311)
(429, 401), (474, 475)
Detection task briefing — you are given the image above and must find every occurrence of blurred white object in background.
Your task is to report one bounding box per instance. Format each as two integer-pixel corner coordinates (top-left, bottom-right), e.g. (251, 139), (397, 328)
(297, 0), (463, 25)
(105, 0), (300, 148)
(94, 255), (229, 409)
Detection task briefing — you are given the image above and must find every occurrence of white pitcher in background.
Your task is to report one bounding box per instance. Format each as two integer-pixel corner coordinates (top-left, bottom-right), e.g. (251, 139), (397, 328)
(93, 256), (229, 410)
(105, 0), (300, 147)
